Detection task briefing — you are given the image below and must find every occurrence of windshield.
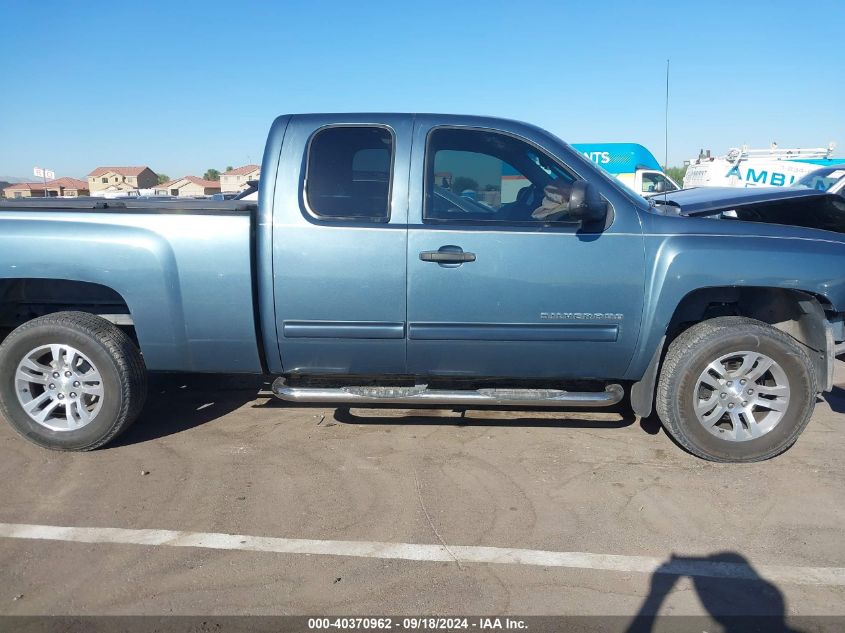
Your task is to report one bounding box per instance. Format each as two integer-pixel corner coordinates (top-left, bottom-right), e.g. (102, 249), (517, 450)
(795, 167), (845, 191)
(641, 171), (680, 195)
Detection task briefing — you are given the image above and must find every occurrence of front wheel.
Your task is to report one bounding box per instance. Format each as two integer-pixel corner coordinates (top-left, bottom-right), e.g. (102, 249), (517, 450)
(656, 316), (816, 462)
(0, 312), (147, 450)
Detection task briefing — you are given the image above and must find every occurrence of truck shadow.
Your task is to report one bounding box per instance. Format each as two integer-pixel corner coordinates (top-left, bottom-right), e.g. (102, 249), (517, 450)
(113, 373), (268, 446)
(117, 374), (664, 445)
(328, 405), (637, 429)
(822, 385), (845, 414)
(626, 552), (801, 632)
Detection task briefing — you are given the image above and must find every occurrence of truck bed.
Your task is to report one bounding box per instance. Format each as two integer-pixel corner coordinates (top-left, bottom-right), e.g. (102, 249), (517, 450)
(0, 197), (256, 215)
(0, 197), (263, 373)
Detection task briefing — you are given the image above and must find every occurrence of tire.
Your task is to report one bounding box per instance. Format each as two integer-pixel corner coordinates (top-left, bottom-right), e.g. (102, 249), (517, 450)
(0, 311), (147, 451)
(656, 316), (816, 462)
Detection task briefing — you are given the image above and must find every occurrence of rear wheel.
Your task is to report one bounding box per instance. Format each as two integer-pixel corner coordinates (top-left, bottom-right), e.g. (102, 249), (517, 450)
(656, 316), (816, 462)
(0, 312), (146, 451)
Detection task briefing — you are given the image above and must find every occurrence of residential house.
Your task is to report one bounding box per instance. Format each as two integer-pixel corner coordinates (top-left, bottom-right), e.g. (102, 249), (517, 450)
(3, 178), (89, 198)
(220, 164), (260, 193)
(87, 166), (158, 195)
(46, 177), (90, 197)
(154, 176), (221, 197)
(2, 182), (47, 198)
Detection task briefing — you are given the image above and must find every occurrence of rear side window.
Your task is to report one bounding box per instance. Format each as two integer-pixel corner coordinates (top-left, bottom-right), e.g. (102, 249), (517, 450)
(305, 126), (393, 221)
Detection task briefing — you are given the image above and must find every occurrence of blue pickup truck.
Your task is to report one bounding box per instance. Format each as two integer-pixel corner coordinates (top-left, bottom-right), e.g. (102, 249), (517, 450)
(1, 114), (845, 462)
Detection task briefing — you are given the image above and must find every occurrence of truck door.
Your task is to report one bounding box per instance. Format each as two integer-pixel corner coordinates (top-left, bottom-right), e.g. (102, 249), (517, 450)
(272, 115), (410, 375)
(406, 122), (646, 380)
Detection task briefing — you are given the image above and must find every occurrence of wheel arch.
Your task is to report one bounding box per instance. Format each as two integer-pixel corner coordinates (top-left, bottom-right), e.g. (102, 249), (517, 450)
(666, 286), (832, 351)
(0, 278), (135, 341)
(0, 217), (192, 370)
(631, 286), (836, 417)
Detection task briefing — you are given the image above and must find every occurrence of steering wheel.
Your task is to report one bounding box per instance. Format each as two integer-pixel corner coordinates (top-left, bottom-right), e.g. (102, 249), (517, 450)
(498, 183), (544, 221)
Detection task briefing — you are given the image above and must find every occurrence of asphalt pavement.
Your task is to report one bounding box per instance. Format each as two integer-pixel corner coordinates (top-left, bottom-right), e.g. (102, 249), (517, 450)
(1, 363), (844, 622)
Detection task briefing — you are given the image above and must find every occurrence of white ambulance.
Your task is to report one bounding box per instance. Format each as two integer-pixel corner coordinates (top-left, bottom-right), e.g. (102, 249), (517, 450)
(683, 143), (845, 189)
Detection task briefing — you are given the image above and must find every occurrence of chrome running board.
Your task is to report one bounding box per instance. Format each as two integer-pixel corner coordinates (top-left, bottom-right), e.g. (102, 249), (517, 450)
(272, 379), (624, 407)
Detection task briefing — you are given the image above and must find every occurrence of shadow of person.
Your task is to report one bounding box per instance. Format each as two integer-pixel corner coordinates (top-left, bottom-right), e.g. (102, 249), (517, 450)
(626, 552), (802, 633)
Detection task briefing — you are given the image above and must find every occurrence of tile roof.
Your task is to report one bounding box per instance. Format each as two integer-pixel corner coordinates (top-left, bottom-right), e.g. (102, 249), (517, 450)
(156, 176), (221, 189)
(184, 176), (221, 188)
(4, 182), (45, 191)
(48, 177), (88, 189)
(222, 164), (260, 176)
(87, 166), (152, 177)
(3, 178), (88, 192)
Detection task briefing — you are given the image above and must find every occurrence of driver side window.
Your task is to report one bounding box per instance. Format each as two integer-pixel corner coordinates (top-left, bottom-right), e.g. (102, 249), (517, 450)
(424, 128), (576, 224)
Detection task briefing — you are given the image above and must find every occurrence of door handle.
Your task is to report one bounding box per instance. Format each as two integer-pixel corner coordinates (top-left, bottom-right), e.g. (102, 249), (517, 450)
(419, 248), (476, 263)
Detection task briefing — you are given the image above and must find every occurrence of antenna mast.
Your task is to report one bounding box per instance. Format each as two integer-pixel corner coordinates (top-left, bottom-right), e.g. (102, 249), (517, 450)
(664, 58), (670, 170)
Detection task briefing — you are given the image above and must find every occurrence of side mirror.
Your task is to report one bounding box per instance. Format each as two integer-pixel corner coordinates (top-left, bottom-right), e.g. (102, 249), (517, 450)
(654, 179), (666, 193)
(567, 180), (608, 224)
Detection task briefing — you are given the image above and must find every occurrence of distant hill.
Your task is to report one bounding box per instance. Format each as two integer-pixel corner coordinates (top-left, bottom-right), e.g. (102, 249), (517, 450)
(0, 176), (36, 183)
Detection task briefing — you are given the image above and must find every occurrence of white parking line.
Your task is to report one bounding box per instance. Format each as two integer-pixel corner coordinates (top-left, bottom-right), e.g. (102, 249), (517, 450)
(1, 522), (844, 587)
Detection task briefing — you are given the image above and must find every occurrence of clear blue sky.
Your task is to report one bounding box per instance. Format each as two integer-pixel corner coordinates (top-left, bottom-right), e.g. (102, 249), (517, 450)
(1, 0), (843, 179)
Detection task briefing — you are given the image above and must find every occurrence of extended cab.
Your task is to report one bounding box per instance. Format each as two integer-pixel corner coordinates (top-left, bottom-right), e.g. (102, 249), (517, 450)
(2, 113), (845, 462)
